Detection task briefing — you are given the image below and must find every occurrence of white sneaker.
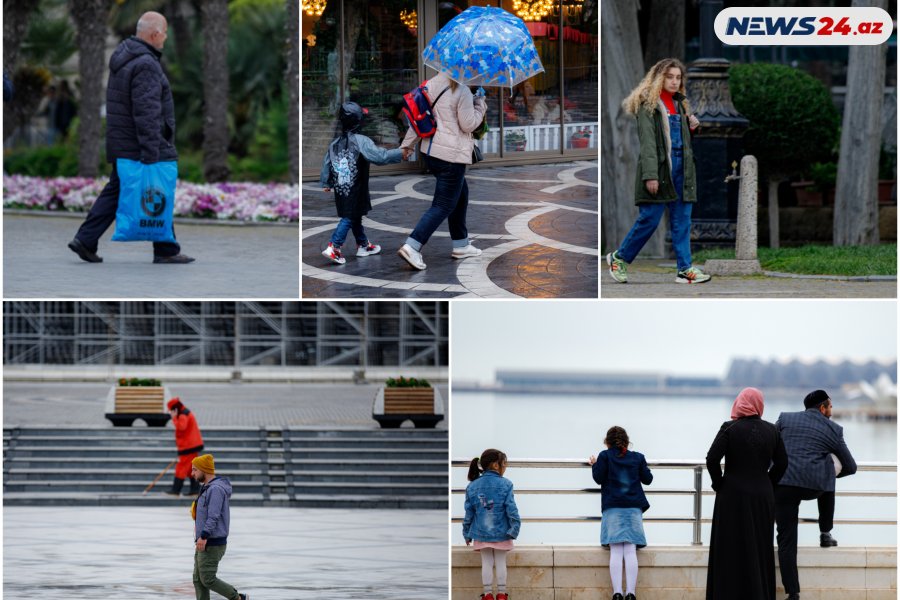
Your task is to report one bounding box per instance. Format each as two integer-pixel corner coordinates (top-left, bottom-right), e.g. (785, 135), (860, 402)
(451, 244), (483, 259)
(397, 244), (426, 270)
(356, 243), (381, 257)
(321, 243), (346, 265)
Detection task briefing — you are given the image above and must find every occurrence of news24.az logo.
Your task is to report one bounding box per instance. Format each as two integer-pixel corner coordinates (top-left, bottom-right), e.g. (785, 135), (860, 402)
(715, 7), (893, 46)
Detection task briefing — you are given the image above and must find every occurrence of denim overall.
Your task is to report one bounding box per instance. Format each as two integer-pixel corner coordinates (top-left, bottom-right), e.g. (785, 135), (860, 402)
(617, 111), (693, 272)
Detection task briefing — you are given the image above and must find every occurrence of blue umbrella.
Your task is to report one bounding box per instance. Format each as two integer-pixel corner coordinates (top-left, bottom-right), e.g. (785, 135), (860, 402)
(423, 5), (544, 91)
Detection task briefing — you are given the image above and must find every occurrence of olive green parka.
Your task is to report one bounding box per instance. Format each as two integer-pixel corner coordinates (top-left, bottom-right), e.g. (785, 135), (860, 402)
(634, 98), (697, 204)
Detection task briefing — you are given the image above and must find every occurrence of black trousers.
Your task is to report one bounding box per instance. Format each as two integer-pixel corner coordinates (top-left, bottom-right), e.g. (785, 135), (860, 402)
(74, 163), (180, 257)
(817, 490), (834, 533)
(775, 484), (822, 594)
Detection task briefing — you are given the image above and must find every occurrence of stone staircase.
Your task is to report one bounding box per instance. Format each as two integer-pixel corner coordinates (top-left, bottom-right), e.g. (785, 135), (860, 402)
(3, 426), (447, 509)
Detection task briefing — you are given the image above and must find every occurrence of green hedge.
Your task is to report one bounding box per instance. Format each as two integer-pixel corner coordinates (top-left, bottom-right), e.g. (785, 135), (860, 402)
(385, 376), (431, 388)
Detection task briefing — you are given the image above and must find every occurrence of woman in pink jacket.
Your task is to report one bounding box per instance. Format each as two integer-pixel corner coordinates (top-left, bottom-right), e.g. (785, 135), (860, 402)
(398, 72), (487, 270)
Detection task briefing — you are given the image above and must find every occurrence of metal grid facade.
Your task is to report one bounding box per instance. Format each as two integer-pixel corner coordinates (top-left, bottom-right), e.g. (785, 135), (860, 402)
(4, 302), (448, 367)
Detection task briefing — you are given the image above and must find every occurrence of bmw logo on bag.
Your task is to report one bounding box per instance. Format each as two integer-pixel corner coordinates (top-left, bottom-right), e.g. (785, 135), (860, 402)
(141, 187), (167, 218)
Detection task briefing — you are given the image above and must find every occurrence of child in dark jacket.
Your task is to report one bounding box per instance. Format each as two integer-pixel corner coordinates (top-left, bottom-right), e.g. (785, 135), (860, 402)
(589, 426), (653, 600)
(319, 102), (402, 264)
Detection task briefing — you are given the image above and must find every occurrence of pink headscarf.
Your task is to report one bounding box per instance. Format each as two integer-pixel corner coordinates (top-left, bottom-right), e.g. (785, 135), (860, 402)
(731, 387), (764, 420)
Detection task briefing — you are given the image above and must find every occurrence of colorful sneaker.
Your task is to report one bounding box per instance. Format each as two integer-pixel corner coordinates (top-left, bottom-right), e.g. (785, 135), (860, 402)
(321, 243), (346, 265)
(606, 252), (628, 283)
(398, 243), (426, 270)
(356, 243), (381, 257)
(497, 594), (509, 600)
(451, 244), (483, 259)
(676, 266), (711, 284)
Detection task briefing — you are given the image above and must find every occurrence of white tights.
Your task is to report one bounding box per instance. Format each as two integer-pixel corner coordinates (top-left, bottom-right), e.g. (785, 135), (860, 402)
(480, 548), (508, 593)
(608, 542), (638, 595)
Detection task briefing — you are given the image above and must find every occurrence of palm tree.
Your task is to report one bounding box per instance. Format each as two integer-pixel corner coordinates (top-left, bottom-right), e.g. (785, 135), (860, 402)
(69, 0), (109, 177)
(285, 0), (299, 183)
(201, 0), (230, 182)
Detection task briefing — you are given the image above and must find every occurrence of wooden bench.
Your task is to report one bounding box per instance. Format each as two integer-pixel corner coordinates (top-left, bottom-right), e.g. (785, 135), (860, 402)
(373, 387), (444, 428)
(104, 386), (171, 427)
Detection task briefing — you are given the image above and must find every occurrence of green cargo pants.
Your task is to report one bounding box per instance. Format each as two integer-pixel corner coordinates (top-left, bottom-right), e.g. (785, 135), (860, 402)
(193, 545), (239, 600)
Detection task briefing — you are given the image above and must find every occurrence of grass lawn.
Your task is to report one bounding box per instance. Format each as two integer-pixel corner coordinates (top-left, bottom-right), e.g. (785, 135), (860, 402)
(693, 244), (897, 276)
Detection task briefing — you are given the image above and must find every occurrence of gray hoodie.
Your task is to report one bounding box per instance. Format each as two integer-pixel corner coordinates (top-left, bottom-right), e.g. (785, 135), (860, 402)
(194, 476), (232, 546)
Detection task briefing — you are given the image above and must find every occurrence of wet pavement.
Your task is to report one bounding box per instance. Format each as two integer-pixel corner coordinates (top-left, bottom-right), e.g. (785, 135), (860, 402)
(3, 213), (299, 298)
(3, 506), (447, 599)
(302, 161), (598, 298)
(600, 260), (897, 298)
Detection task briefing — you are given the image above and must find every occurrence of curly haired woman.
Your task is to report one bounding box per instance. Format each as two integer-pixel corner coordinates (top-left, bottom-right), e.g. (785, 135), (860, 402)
(607, 58), (711, 284)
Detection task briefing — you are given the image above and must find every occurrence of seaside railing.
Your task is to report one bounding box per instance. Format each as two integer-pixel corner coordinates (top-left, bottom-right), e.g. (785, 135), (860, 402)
(450, 459), (897, 545)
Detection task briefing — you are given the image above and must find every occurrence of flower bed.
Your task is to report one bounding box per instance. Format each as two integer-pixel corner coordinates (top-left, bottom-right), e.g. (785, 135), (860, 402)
(3, 175), (299, 222)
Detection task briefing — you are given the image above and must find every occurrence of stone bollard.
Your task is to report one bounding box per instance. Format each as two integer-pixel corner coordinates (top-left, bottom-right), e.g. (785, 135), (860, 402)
(704, 155), (763, 276)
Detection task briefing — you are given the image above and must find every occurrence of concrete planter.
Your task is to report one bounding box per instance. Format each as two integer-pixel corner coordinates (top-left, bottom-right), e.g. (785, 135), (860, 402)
(372, 387), (444, 428)
(104, 385), (172, 427)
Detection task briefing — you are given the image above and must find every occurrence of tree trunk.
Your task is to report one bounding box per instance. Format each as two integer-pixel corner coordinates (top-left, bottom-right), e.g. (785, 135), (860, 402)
(285, 0), (299, 184)
(3, 0), (40, 141)
(201, 0), (231, 182)
(601, 0), (665, 257)
(833, 0), (887, 246)
(69, 0), (109, 178)
(167, 0), (194, 64)
(642, 0), (685, 68)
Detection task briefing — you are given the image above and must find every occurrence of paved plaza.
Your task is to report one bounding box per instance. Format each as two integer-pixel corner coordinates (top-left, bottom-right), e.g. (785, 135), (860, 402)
(302, 161), (598, 298)
(3, 381), (449, 428)
(600, 260), (897, 298)
(4, 506), (447, 600)
(3, 213), (299, 298)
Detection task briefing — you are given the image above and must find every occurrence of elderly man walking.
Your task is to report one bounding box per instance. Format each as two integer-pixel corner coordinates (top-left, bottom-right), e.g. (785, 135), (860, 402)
(775, 390), (857, 600)
(190, 454), (249, 600)
(67, 11), (193, 264)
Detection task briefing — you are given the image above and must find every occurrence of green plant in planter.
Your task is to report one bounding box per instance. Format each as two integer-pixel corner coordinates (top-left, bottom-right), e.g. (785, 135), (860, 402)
(385, 376), (431, 388)
(808, 161), (837, 193)
(118, 378), (162, 387)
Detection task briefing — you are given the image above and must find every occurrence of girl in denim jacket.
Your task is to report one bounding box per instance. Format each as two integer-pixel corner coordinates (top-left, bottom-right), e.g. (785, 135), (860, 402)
(589, 426), (653, 600)
(463, 448), (521, 600)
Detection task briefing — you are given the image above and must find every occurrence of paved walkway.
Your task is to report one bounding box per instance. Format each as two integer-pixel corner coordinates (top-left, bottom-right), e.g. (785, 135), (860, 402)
(600, 260), (897, 298)
(3, 213), (299, 298)
(3, 381), (448, 428)
(4, 506), (447, 599)
(302, 162), (598, 298)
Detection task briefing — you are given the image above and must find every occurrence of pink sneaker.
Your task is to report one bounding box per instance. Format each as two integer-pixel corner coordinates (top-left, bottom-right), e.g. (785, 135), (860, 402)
(321, 243), (346, 265)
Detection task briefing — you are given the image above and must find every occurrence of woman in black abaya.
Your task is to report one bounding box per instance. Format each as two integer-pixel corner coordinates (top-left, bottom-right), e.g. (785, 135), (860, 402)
(706, 387), (789, 600)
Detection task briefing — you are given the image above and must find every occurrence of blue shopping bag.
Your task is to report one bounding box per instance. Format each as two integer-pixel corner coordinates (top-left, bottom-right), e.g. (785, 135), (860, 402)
(112, 158), (178, 243)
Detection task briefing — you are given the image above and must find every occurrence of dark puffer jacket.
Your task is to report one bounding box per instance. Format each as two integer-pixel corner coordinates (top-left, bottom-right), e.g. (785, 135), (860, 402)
(105, 37), (177, 164)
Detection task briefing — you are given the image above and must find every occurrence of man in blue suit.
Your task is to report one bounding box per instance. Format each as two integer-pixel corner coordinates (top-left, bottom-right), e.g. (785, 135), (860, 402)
(775, 390), (857, 600)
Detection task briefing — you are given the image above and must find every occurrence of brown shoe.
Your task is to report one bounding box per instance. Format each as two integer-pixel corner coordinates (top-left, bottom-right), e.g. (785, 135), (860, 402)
(153, 254), (195, 264)
(68, 238), (102, 263)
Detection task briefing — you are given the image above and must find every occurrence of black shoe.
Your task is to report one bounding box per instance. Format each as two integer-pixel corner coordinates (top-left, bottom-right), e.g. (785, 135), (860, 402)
(785, 594), (799, 600)
(154, 254), (195, 264)
(612, 595), (624, 600)
(238, 594), (249, 600)
(163, 476), (184, 496)
(68, 238), (102, 263)
(625, 595), (636, 600)
(820, 532), (838, 547)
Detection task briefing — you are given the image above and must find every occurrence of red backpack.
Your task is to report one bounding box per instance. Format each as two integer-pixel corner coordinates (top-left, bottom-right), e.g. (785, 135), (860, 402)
(401, 80), (449, 138)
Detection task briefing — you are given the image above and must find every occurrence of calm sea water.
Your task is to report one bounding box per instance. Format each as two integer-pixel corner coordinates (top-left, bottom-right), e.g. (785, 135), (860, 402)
(451, 392), (897, 546)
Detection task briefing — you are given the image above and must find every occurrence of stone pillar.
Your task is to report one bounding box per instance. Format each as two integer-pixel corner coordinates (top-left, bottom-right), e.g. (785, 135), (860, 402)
(704, 155), (763, 275)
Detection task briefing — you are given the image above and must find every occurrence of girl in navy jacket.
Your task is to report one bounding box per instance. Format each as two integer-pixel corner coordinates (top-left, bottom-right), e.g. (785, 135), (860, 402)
(589, 426), (653, 600)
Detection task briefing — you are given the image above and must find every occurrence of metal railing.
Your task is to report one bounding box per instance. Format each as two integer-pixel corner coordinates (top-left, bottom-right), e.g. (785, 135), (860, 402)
(451, 459), (897, 545)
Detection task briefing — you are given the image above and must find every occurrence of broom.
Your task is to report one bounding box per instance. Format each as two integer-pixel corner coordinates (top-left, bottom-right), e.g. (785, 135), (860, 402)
(142, 458), (177, 496)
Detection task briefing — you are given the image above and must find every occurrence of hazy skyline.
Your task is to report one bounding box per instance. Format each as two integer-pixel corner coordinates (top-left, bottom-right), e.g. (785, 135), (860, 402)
(452, 300), (897, 383)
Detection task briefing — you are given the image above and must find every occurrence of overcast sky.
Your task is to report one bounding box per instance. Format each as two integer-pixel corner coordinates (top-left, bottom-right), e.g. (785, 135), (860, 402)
(451, 300), (898, 383)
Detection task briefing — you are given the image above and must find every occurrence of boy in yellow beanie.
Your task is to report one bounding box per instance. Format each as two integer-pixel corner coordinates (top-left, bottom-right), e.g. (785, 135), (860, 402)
(189, 454), (249, 600)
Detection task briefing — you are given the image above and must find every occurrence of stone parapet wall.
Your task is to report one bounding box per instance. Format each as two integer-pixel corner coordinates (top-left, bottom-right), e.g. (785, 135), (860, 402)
(452, 545), (897, 600)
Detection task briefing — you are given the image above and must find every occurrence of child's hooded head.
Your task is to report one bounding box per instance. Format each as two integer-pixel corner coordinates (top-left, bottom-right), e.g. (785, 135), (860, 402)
(339, 102), (368, 133)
